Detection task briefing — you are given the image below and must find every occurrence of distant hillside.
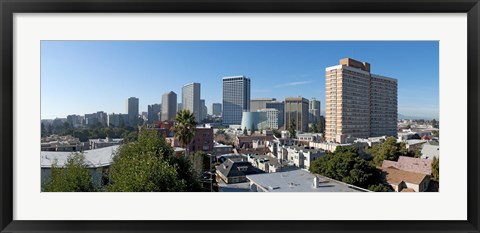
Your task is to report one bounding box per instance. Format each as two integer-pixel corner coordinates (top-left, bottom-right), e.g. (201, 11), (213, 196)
(398, 113), (437, 120)
(319, 112), (436, 120)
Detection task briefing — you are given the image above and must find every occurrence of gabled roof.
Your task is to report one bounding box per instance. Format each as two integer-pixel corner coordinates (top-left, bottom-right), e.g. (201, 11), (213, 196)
(216, 158), (264, 178)
(380, 167), (428, 186)
(381, 156), (432, 175)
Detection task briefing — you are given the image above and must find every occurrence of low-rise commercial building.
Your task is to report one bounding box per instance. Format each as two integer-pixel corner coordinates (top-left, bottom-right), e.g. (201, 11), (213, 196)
(41, 135), (88, 152)
(296, 133), (324, 143)
(89, 137), (124, 150)
(308, 142), (352, 153)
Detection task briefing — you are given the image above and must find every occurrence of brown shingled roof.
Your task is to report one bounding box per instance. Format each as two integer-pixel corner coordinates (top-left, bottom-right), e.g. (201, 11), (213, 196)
(380, 167), (428, 185)
(381, 156), (432, 175)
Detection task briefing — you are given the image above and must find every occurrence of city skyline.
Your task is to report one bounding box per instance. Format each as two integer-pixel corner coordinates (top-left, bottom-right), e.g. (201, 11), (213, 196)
(41, 41), (439, 119)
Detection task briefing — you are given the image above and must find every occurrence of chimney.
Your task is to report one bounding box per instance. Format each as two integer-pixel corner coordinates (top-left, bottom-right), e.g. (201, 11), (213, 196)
(313, 176), (319, 188)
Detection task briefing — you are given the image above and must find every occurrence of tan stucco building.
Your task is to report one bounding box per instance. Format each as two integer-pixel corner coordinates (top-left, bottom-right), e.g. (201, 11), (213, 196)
(325, 58), (398, 143)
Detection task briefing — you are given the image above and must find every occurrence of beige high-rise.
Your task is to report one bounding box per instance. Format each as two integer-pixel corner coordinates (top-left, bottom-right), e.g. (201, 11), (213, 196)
(325, 58), (397, 143)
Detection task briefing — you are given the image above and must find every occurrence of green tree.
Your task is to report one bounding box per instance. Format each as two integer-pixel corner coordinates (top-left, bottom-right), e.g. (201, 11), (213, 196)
(46, 123), (53, 135)
(367, 183), (390, 192)
(432, 130), (439, 137)
(288, 120), (297, 139)
(309, 146), (381, 189)
(123, 131), (138, 143)
(173, 110), (196, 156)
(243, 127), (248, 136)
(272, 129), (281, 138)
(41, 122), (46, 136)
(108, 130), (201, 192)
(309, 123), (318, 133)
(431, 157), (439, 182)
(367, 136), (407, 166)
(190, 151), (210, 177)
(414, 148), (422, 158)
(43, 152), (95, 192)
(250, 122), (255, 135)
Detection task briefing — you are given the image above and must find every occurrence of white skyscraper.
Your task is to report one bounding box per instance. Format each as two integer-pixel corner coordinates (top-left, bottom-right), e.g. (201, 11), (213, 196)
(182, 83), (201, 122)
(222, 76), (250, 125)
(309, 98), (321, 123)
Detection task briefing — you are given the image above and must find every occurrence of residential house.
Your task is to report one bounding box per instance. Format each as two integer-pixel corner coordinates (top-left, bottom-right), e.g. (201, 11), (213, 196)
(380, 156), (432, 192)
(215, 157), (264, 184)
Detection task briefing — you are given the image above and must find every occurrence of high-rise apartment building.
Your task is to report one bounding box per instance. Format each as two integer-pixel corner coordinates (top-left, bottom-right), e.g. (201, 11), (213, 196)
(309, 98), (321, 124)
(108, 113), (129, 127)
(325, 58), (397, 143)
(66, 114), (82, 128)
(182, 83), (201, 122)
(148, 104), (161, 124)
(212, 103), (222, 116)
(370, 74), (398, 137)
(222, 76), (250, 125)
(284, 97), (309, 132)
(162, 91), (177, 121)
(126, 97), (139, 126)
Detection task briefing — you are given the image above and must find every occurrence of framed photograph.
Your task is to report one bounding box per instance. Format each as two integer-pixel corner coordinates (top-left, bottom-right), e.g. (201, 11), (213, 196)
(1, 0), (479, 232)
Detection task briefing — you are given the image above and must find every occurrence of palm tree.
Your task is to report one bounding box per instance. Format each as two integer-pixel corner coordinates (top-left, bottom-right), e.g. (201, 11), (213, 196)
(173, 109), (196, 156)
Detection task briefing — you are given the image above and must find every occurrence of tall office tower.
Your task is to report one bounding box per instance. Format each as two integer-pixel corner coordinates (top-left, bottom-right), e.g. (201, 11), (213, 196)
(309, 98), (321, 124)
(284, 97), (309, 133)
(177, 103), (183, 113)
(222, 76), (251, 125)
(162, 91), (177, 121)
(250, 98), (276, 112)
(258, 108), (279, 130)
(182, 83), (201, 122)
(325, 58), (397, 143)
(266, 101), (285, 129)
(212, 103), (222, 116)
(200, 99), (207, 121)
(147, 104), (161, 124)
(126, 97), (139, 126)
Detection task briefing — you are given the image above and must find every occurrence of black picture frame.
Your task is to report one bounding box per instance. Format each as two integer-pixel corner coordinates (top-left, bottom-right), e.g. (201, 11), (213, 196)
(1, 0), (479, 232)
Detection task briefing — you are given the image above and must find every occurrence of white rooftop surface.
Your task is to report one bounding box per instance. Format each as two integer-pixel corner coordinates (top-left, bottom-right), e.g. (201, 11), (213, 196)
(247, 169), (367, 192)
(406, 139), (427, 145)
(421, 144), (440, 159)
(41, 145), (119, 168)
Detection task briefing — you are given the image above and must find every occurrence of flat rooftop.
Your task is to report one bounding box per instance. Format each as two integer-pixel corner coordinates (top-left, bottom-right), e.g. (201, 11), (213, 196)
(285, 145), (325, 153)
(41, 145), (119, 168)
(247, 169), (368, 192)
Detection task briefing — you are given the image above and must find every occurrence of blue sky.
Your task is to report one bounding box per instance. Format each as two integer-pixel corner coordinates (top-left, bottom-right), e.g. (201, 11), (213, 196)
(41, 41), (439, 119)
